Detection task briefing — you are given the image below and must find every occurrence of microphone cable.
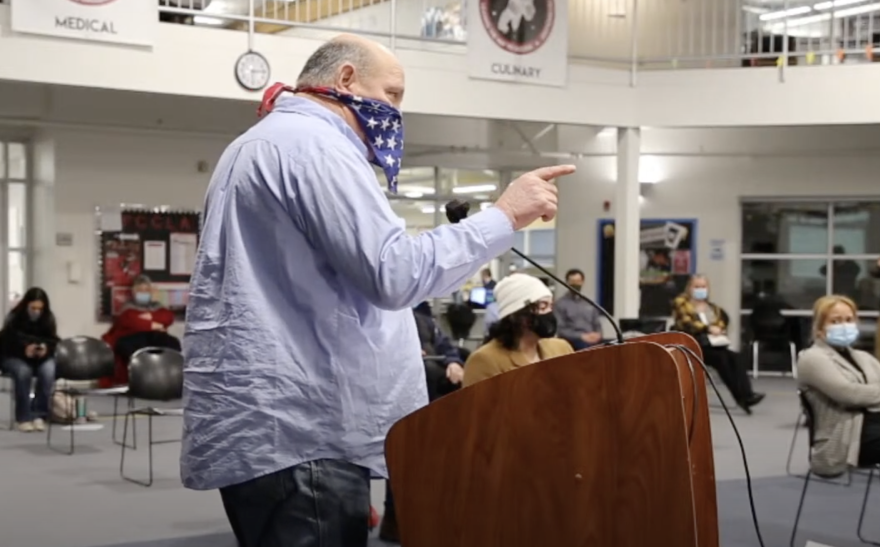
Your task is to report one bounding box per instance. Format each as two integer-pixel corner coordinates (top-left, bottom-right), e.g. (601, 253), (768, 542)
(445, 199), (765, 547)
(671, 344), (766, 547)
(445, 199), (625, 344)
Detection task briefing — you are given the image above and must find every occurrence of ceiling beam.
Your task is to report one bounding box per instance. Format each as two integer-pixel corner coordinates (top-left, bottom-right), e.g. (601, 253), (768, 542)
(233, 0), (388, 34)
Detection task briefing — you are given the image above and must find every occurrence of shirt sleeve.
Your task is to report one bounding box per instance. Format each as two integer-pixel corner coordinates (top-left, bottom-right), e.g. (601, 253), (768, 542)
(554, 303), (579, 341)
(433, 326), (462, 366)
(286, 139), (515, 311)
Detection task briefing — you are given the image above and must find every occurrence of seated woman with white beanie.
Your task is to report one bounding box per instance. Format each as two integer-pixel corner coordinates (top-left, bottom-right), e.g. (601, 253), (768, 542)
(463, 273), (573, 387)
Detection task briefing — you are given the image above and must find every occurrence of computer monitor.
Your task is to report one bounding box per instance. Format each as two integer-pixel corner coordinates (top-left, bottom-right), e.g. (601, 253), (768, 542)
(469, 287), (488, 306)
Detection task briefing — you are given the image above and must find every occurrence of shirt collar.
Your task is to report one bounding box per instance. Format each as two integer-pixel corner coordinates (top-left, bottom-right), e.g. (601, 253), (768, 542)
(271, 95), (368, 157)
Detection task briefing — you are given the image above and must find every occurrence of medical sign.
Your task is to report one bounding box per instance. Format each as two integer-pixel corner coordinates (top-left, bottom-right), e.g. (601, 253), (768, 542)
(12, 0), (157, 47)
(467, 0), (567, 86)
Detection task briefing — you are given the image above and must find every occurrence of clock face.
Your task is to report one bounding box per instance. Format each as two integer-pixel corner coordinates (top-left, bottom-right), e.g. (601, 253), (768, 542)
(235, 52), (271, 92)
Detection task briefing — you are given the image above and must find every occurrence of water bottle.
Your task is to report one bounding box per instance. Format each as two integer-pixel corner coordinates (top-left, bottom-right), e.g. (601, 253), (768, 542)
(76, 397), (87, 419)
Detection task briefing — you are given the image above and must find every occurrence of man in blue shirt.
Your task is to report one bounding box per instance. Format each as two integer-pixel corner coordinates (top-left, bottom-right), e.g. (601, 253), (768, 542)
(181, 33), (574, 547)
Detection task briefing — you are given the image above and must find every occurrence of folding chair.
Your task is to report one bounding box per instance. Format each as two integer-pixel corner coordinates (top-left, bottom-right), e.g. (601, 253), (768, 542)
(790, 393), (877, 547)
(46, 336), (115, 455)
(119, 347), (184, 487)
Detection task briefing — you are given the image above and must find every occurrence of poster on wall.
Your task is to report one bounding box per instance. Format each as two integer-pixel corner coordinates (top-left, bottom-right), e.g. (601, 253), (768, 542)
(98, 209), (200, 321)
(11, 0), (157, 47)
(597, 219), (698, 318)
(466, 0), (568, 86)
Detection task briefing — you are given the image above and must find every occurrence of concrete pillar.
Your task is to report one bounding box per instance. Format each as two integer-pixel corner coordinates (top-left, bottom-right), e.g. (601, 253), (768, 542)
(614, 127), (641, 319)
(30, 131), (56, 298)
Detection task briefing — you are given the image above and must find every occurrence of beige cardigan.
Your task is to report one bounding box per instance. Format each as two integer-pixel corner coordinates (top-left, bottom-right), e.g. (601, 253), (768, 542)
(797, 339), (880, 477)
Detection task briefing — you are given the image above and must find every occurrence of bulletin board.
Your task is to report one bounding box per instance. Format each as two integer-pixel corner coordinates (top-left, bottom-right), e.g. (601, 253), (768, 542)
(597, 218), (698, 318)
(97, 209), (201, 321)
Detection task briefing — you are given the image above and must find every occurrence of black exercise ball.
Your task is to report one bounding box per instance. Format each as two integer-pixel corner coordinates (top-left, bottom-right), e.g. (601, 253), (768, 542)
(55, 336), (115, 381)
(128, 347), (184, 401)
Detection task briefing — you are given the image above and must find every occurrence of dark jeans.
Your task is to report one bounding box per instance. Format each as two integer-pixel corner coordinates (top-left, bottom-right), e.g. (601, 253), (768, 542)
(860, 415), (880, 467)
(424, 360), (461, 401)
(219, 459), (371, 547)
(702, 345), (753, 403)
(1, 357), (55, 423)
(563, 337), (599, 351)
(115, 331), (181, 363)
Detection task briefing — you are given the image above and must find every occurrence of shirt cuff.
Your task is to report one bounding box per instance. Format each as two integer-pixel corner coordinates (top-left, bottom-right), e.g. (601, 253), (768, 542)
(466, 206), (515, 258)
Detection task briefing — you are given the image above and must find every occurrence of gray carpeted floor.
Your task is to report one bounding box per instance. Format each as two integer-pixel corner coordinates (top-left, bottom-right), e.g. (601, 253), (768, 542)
(0, 377), (876, 547)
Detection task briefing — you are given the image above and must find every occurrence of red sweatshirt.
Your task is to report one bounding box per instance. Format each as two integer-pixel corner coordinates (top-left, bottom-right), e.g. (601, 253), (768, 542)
(102, 306), (175, 349)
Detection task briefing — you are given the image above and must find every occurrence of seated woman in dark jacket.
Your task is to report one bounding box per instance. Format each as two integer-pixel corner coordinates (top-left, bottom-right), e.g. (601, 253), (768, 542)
(672, 274), (764, 414)
(100, 274), (181, 387)
(0, 288), (60, 432)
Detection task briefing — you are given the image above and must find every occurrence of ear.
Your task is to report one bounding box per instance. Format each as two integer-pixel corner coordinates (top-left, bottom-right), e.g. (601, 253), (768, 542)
(335, 63), (357, 92)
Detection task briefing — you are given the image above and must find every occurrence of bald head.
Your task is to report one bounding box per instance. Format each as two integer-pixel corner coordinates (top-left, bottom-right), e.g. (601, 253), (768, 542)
(297, 34), (405, 108)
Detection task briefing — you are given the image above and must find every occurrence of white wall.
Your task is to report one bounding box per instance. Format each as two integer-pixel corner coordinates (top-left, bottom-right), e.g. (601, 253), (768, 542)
(51, 129), (223, 339)
(556, 147), (880, 347)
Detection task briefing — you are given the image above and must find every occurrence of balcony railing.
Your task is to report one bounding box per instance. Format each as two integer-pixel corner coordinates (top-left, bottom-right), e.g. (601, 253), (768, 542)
(161, 0), (880, 71)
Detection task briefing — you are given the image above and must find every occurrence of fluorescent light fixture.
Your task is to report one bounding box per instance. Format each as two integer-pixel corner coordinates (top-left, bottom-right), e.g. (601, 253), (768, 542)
(452, 184), (497, 194)
(193, 15), (226, 25)
(814, 0), (863, 9)
(597, 127), (616, 138)
(610, 155), (665, 184)
(759, 5), (811, 20)
(420, 206), (447, 214)
(404, 192), (424, 198)
(769, 1), (880, 29)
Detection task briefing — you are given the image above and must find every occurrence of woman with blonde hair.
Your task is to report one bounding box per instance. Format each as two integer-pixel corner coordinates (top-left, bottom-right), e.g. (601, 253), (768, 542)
(671, 273), (763, 413)
(797, 295), (880, 476)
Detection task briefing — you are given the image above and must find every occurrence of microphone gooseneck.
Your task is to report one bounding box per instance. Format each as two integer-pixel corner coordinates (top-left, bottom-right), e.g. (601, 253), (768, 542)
(445, 199), (625, 344)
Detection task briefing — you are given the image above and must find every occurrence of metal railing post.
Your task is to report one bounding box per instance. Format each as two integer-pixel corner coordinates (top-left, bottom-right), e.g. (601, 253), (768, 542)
(248, 0), (255, 50)
(780, 0), (788, 82)
(629, 0), (639, 86)
(390, 0), (398, 51)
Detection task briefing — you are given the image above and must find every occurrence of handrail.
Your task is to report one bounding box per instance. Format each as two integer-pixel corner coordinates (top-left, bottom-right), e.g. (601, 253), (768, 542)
(159, 0), (880, 75)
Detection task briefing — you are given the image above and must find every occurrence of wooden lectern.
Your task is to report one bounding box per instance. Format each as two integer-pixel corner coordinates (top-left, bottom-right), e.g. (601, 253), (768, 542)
(385, 332), (718, 547)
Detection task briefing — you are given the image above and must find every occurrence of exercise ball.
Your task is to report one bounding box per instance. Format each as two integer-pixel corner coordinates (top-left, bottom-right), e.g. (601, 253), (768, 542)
(128, 347), (184, 401)
(55, 336), (115, 381)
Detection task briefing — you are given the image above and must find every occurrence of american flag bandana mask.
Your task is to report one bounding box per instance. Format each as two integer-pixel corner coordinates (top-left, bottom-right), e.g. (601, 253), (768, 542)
(258, 83), (404, 193)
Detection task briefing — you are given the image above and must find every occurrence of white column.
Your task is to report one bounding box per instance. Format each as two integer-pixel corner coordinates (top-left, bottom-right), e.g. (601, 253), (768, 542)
(30, 131), (56, 296)
(614, 127), (641, 319)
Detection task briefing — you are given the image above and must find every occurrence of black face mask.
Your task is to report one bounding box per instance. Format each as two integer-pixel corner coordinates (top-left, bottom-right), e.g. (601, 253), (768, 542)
(569, 284), (583, 293)
(530, 312), (558, 338)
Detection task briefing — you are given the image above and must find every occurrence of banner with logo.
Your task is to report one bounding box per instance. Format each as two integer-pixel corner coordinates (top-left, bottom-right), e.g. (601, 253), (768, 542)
(466, 0), (568, 87)
(12, 0), (157, 47)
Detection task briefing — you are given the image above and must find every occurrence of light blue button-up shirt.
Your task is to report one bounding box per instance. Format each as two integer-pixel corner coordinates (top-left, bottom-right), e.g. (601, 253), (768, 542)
(179, 96), (514, 491)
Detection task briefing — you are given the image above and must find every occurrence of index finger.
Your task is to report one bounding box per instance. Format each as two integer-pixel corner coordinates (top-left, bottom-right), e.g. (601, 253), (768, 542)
(530, 164), (577, 181)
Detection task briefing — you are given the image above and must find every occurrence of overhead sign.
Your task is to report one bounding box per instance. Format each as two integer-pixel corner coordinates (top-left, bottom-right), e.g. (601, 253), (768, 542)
(467, 0), (568, 87)
(11, 0), (157, 47)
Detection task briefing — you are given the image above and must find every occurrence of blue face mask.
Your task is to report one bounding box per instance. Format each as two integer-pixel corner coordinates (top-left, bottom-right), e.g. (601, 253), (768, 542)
(826, 323), (859, 347)
(259, 83), (404, 193)
(134, 292), (151, 305)
(692, 288), (708, 300)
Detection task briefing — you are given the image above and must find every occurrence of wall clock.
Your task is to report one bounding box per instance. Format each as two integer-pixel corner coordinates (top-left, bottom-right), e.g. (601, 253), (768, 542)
(235, 51), (271, 92)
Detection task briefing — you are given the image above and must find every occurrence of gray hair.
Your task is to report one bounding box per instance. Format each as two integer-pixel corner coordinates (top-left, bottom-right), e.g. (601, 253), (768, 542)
(296, 41), (375, 88)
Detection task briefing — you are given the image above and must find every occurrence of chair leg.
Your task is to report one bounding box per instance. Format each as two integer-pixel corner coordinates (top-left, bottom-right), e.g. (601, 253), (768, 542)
(112, 396), (136, 450)
(752, 341), (760, 379)
(858, 467), (880, 545)
(786, 411), (804, 477)
(46, 388), (74, 456)
(120, 411), (153, 487)
(790, 471), (812, 547)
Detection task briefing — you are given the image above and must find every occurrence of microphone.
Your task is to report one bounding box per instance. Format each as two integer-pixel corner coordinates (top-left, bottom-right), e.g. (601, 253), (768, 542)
(445, 199), (624, 344)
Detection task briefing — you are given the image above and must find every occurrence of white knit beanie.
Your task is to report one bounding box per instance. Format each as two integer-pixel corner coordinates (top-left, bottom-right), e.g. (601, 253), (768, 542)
(494, 273), (553, 320)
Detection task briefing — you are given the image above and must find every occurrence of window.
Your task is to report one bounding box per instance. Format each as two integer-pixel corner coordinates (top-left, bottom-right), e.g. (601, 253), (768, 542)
(740, 200), (880, 356)
(0, 141), (32, 315)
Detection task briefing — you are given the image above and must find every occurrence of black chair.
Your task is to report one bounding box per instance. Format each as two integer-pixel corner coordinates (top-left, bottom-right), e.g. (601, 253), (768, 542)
(790, 392), (877, 547)
(47, 336), (118, 455)
(750, 295), (796, 378)
(120, 347), (184, 487)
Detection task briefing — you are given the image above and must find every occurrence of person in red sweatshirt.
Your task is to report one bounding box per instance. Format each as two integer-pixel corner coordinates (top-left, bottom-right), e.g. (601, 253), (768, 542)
(101, 274), (181, 386)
